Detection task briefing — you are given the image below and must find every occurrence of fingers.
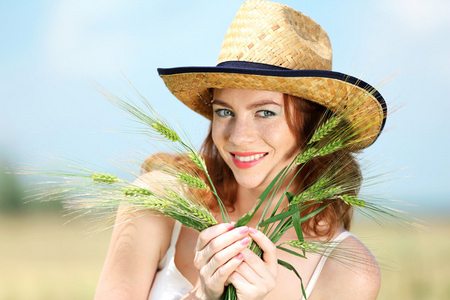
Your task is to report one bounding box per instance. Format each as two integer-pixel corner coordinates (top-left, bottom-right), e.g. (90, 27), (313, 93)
(196, 252), (244, 297)
(193, 223), (253, 298)
(227, 251), (277, 297)
(225, 228), (279, 297)
(195, 223), (235, 251)
(233, 247), (276, 284)
(248, 227), (278, 275)
(195, 224), (250, 268)
(204, 235), (250, 280)
(193, 225), (279, 299)
(205, 250), (245, 290)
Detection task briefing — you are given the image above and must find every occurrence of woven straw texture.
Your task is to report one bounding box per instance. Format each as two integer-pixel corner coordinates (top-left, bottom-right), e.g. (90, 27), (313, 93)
(159, 0), (386, 149)
(161, 72), (382, 149)
(218, 0), (332, 70)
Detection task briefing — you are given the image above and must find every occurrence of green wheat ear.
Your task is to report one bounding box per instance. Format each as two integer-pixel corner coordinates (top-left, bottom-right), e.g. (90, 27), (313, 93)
(296, 139), (346, 165)
(338, 194), (366, 208)
(295, 147), (318, 165)
(188, 151), (207, 170)
(281, 240), (319, 252)
(292, 185), (342, 205)
(122, 187), (153, 197)
(164, 190), (217, 229)
(187, 209), (218, 229)
(151, 122), (181, 142)
(291, 176), (346, 205)
(177, 173), (209, 190)
(308, 115), (342, 144)
(92, 173), (119, 184)
(317, 139), (344, 156)
(141, 195), (170, 210)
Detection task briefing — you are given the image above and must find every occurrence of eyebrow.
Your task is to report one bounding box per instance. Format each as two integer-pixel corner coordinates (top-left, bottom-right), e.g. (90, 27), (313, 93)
(212, 99), (281, 109)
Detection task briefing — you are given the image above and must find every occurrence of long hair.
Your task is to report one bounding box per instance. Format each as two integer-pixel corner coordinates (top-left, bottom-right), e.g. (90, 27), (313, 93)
(142, 94), (362, 238)
(199, 94), (362, 238)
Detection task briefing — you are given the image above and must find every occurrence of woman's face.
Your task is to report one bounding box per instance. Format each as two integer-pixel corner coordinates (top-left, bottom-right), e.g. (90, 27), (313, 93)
(212, 88), (299, 190)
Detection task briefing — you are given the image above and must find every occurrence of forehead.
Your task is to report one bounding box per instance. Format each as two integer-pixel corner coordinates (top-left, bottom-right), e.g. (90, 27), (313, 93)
(213, 88), (284, 105)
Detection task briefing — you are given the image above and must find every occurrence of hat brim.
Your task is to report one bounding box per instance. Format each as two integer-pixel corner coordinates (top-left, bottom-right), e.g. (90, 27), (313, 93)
(158, 64), (387, 149)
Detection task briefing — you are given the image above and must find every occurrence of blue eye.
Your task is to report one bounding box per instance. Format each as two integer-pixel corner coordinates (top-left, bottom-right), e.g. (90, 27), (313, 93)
(214, 108), (234, 117)
(256, 110), (277, 118)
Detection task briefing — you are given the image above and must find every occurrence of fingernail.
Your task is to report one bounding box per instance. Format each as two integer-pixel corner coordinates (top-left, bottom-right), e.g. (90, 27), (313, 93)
(249, 227), (257, 234)
(240, 237), (250, 246)
(226, 223), (235, 230)
(236, 253), (244, 260)
(238, 226), (249, 234)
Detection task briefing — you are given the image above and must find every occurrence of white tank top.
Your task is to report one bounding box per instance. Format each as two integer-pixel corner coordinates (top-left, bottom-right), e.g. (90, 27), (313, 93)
(302, 231), (355, 299)
(148, 221), (193, 300)
(148, 222), (354, 300)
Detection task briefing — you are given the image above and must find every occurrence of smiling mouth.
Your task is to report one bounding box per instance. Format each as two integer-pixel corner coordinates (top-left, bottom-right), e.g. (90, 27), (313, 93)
(233, 153), (267, 162)
(229, 152), (268, 169)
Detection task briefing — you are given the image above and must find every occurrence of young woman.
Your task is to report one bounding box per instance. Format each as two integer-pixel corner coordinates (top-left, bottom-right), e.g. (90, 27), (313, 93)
(95, 0), (386, 299)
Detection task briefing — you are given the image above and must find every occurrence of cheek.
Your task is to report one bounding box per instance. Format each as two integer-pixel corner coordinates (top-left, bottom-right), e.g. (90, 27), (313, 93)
(271, 123), (298, 155)
(266, 121), (291, 141)
(211, 120), (224, 148)
(211, 123), (231, 164)
(211, 121), (218, 141)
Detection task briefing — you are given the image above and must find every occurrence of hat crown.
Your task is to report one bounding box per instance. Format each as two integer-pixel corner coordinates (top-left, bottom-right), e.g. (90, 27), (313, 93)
(158, 0), (387, 149)
(218, 0), (332, 70)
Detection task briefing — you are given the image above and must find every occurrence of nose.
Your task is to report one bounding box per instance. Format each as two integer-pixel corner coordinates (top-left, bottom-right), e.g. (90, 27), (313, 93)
(228, 117), (256, 146)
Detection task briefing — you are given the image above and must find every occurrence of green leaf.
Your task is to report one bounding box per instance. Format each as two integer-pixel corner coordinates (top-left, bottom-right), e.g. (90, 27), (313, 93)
(277, 259), (307, 299)
(258, 207), (300, 227)
(291, 204), (305, 255)
(268, 217), (293, 244)
(286, 192), (295, 203)
(277, 245), (306, 258)
(235, 167), (286, 227)
(297, 203), (331, 223)
(221, 284), (236, 300)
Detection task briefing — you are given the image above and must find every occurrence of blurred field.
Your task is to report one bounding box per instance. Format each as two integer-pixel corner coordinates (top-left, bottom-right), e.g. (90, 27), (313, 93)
(1, 212), (449, 300)
(352, 216), (450, 300)
(0, 213), (111, 300)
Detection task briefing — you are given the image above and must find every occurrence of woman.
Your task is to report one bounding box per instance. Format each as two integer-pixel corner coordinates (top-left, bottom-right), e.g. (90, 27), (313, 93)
(95, 0), (386, 299)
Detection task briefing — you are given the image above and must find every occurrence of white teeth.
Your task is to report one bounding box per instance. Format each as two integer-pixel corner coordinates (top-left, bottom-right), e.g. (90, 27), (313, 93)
(234, 153), (265, 162)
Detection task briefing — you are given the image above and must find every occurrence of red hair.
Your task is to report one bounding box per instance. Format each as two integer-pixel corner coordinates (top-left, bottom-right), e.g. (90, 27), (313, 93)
(199, 94), (361, 238)
(142, 94), (361, 238)
(283, 95), (361, 237)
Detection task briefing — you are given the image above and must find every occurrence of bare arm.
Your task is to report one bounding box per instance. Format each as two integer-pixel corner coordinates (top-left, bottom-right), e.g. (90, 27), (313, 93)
(95, 173), (175, 300)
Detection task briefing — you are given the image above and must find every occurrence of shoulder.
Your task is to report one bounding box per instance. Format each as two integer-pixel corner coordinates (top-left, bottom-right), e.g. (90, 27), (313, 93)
(95, 191), (176, 299)
(310, 232), (381, 300)
(138, 153), (203, 193)
(125, 170), (180, 255)
(141, 152), (197, 174)
(135, 168), (178, 189)
(96, 163), (187, 299)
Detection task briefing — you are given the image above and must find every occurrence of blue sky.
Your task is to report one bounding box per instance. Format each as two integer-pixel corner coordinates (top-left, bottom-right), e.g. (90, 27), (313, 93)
(1, 0), (449, 211)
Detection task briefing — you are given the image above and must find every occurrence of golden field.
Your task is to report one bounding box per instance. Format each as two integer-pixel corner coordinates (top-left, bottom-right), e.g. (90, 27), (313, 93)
(1, 212), (449, 300)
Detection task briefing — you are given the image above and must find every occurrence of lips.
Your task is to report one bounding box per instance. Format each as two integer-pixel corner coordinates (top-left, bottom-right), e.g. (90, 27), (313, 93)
(230, 152), (268, 169)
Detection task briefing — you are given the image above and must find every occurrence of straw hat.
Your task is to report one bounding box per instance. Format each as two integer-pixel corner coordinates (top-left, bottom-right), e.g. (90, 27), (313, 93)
(158, 0), (387, 148)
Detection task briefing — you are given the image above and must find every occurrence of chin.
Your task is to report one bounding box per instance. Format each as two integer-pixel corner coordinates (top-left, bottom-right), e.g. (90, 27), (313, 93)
(233, 174), (267, 190)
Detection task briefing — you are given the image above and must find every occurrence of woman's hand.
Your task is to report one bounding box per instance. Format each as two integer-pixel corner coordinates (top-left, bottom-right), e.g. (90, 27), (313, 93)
(227, 227), (278, 300)
(187, 224), (278, 300)
(188, 223), (251, 300)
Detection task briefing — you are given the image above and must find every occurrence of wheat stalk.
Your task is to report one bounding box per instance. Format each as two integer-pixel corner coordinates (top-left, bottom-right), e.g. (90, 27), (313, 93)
(177, 173), (209, 190)
(21, 83), (419, 300)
